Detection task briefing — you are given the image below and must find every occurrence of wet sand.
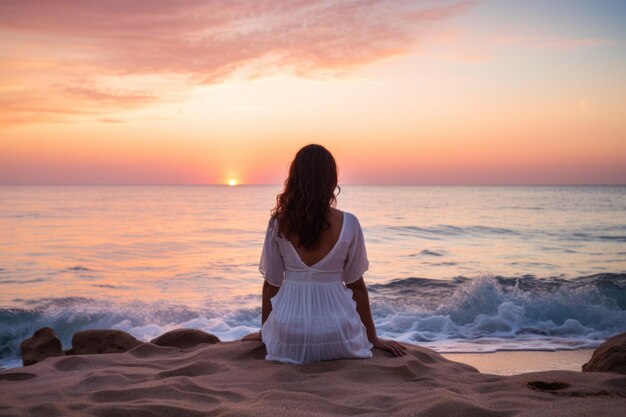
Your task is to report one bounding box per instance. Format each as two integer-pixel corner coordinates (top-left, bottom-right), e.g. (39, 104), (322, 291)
(442, 349), (595, 375)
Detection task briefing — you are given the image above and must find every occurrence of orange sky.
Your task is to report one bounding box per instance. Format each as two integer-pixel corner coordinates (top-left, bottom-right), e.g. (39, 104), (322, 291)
(1, 0), (625, 184)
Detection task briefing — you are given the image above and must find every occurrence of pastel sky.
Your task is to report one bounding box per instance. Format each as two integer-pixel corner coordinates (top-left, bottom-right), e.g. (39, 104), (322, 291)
(1, 0), (625, 185)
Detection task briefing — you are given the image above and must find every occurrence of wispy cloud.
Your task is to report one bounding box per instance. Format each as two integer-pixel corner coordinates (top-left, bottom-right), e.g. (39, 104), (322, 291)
(492, 35), (608, 51)
(427, 31), (610, 63)
(0, 0), (472, 126)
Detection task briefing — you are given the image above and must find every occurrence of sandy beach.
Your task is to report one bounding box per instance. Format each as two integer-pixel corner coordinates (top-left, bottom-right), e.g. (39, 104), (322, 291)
(1, 341), (624, 417)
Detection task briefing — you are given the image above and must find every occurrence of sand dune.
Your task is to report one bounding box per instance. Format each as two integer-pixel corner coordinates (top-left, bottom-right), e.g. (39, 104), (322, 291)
(1, 341), (624, 416)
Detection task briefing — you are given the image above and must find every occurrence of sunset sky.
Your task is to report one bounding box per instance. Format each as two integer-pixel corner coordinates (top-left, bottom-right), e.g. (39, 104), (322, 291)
(1, 0), (625, 185)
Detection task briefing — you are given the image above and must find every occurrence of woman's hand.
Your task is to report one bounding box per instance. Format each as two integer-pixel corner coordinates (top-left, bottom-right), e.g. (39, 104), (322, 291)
(241, 331), (262, 341)
(372, 337), (408, 357)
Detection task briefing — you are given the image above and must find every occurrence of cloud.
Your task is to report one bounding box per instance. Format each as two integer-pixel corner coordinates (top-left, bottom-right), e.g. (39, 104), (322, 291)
(0, 0), (472, 126)
(63, 87), (156, 105)
(492, 35), (607, 51)
(443, 34), (608, 62)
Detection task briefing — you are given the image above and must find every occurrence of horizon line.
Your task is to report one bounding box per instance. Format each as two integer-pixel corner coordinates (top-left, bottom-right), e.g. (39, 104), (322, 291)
(1, 183), (625, 187)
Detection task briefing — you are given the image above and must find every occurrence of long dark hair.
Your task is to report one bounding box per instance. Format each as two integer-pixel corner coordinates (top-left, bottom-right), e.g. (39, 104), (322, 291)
(271, 144), (340, 250)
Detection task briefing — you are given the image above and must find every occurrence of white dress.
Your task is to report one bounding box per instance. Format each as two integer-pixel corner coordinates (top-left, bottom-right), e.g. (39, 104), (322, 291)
(259, 211), (373, 364)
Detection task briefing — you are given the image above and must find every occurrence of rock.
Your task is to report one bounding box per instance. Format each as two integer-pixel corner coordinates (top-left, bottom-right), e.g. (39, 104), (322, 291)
(527, 381), (570, 391)
(582, 332), (626, 374)
(150, 329), (220, 349)
(70, 330), (143, 355)
(20, 327), (65, 366)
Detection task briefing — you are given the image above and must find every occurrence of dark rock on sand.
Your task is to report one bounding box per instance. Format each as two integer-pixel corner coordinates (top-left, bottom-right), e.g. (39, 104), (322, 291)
(69, 329), (143, 355)
(20, 327), (65, 366)
(150, 329), (220, 349)
(527, 380), (570, 391)
(582, 332), (626, 374)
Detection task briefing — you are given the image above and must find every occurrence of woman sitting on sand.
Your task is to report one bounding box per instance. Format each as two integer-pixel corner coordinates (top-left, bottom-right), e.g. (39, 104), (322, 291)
(242, 144), (406, 363)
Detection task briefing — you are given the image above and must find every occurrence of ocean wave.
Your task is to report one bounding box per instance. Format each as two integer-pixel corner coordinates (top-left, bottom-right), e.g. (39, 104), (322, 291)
(408, 249), (444, 257)
(572, 233), (626, 242)
(381, 224), (626, 244)
(0, 297), (261, 369)
(386, 225), (520, 238)
(1, 273), (625, 367)
(371, 273), (626, 352)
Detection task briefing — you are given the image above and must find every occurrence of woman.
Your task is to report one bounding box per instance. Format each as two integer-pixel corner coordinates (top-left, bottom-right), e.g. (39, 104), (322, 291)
(243, 144), (407, 363)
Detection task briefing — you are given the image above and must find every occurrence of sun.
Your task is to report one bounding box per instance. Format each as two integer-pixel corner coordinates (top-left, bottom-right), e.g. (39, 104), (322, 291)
(228, 179), (238, 186)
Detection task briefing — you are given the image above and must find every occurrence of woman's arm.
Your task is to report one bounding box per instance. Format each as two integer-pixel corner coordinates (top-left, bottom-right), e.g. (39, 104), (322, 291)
(261, 280), (280, 324)
(346, 278), (377, 341)
(242, 280), (279, 341)
(346, 277), (407, 357)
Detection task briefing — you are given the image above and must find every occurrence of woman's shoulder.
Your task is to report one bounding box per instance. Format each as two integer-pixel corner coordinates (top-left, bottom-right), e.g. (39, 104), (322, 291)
(330, 208), (351, 221)
(266, 216), (278, 229)
(334, 210), (362, 231)
(266, 216), (281, 239)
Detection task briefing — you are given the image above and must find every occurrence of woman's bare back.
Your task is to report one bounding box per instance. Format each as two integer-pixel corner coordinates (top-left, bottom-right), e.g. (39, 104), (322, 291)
(289, 208), (344, 267)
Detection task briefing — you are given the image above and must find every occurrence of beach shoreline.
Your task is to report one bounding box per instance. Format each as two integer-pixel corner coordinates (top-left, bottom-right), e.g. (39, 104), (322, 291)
(441, 349), (595, 375)
(0, 346), (597, 375)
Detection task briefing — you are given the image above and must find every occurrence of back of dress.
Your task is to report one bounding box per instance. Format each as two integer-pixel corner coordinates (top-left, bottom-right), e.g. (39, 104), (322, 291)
(259, 211), (374, 364)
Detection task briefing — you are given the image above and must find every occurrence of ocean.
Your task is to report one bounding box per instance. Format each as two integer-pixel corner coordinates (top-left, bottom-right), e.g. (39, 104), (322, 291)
(1, 185), (625, 369)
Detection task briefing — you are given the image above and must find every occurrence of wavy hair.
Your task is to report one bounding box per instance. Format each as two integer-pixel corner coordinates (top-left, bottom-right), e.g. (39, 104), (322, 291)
(271, 144), (339, 250)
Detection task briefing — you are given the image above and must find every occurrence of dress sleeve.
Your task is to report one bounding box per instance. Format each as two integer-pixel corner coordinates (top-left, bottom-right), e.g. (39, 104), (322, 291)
(342, 214), (369, 285)
(259, 218), (285, 287)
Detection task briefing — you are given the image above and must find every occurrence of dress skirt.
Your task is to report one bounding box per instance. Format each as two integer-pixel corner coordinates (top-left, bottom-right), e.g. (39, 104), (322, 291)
(261, 279), (373, 364)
